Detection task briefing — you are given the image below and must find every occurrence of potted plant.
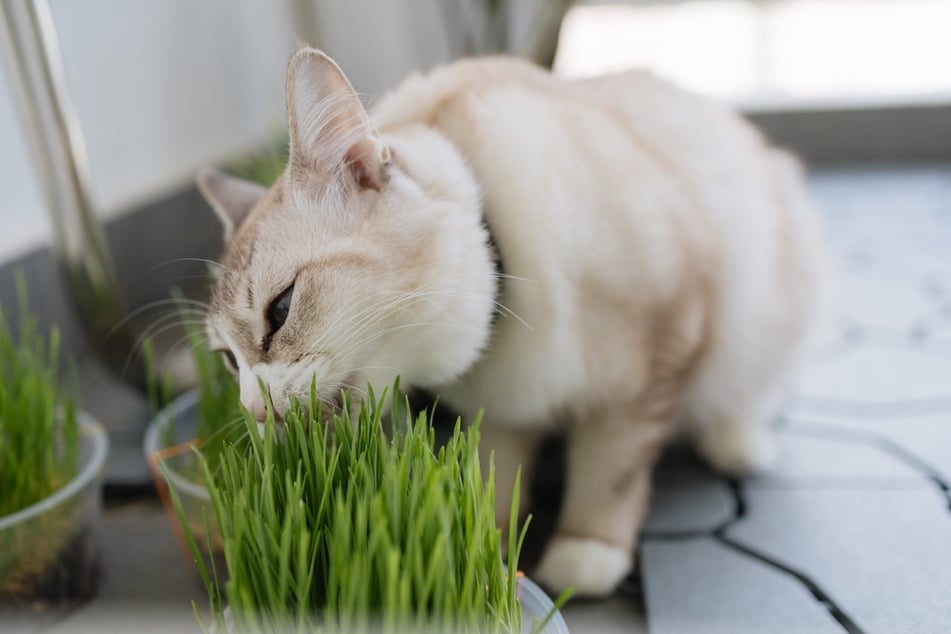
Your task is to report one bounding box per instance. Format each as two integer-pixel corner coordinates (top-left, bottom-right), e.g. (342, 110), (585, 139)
(440, 0), (577, 67)
(171, 384), (570, 633)
(143, 323), (243, 573)
(0, 285), (108, 609)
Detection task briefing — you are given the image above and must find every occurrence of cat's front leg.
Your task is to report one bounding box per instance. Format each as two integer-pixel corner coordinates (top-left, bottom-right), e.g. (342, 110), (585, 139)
(478, 424), (545, 534)
(533, 406), (670, 597)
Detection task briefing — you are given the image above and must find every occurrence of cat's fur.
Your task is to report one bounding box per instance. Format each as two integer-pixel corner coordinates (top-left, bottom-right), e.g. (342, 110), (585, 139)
(198, 47), (826, 597)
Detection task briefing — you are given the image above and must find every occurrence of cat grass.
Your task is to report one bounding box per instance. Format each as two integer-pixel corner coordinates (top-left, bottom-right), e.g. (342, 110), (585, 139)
(145, 308), (243, 475)
(170, 383), (562, 633)
(0, 280), (80, 597)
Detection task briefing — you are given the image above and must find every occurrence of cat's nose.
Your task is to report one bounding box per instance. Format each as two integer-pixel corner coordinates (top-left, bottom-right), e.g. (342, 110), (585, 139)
(240, 372), (278, 422)
(248, 396), (268, 422)
(242, 389), (284, 423)
(241, 383), (272, 422)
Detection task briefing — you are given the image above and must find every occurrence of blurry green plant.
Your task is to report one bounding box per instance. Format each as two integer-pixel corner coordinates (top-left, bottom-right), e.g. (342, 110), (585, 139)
(0, 279), (78, 518)
(230, 138), (288, 187)
(171, 382), (566, 633)
(0, 278), (79, 597)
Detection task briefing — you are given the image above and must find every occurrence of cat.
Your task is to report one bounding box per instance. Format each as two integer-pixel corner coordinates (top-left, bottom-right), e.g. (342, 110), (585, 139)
(197, 46), (827, 598)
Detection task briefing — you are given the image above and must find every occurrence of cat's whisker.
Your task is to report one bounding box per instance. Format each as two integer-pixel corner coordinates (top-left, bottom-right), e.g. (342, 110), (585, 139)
(339, 382), (369, 404)
(488, 300), (533, 331)
(345, 364), (402, 375)
(345, 321), (472, 360)
(127, 322), (208, 369)
(410, 284), (533, 330)
(125, 310), (204, 353)
(119, 306), (211, 379)
(104, 297), (209, 341)
(136, 315), (209, 344)
(369, 284), (534, 332)
(313, 278), (525, 361)
(122, 322), (200, 379)
(145, 257), (229, 276)
(165, 330), (211, 360)
(150, 274), (221, 283)
(313, 288), (437, 356)
(203, 415), (247, 446)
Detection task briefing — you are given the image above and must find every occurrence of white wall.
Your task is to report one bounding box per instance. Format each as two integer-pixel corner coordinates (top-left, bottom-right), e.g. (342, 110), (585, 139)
(0, 50), (47, 260)
(307, 0), (454, 100)
(0, 0), (543, 260)
(0, 0), (298, 259)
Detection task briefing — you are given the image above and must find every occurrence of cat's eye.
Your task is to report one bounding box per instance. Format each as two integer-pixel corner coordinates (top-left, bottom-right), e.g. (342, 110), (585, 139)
(220, 350), (239, 374)
(267, 283), (295, 335)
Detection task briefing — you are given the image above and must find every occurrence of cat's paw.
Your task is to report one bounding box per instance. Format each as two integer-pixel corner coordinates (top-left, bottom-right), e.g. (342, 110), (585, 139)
(695, 422), (776, 475)
(533, 537), (631, 598)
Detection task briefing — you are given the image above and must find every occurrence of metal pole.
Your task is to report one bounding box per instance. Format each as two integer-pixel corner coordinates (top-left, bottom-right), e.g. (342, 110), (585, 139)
(0, 0), (133, 375)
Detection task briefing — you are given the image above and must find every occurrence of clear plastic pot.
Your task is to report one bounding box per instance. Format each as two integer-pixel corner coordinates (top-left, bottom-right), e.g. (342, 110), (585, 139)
(0, 414), (108, 605)
(147, 392), (568, 632)
(517, 573), (570, 633)
(215, 574), (570, 634)
(143, 390), (222, 571)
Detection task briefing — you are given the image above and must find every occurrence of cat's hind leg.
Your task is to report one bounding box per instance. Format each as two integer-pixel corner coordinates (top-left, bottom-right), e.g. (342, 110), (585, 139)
(686, 407), (778, 475)
(681, 357), (784, 475)
(683, 151), (824, 475)
(533, 404), (670, 597)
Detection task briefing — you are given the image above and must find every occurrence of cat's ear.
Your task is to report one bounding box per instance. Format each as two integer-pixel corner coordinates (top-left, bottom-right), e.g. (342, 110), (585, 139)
(286, 47), (389, 192)
(196, 167), (267, 238)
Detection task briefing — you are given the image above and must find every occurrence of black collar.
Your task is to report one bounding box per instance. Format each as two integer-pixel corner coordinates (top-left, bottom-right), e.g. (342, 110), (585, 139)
(482, 215), (505, 329)
(390, 147), (505, 330)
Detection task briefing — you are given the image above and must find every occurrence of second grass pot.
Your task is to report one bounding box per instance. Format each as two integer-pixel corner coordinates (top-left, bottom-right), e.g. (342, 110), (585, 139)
(0, 414), (108, 607)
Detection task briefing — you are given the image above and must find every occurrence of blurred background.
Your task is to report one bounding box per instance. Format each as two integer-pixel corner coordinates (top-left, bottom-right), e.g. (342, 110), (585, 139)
(0, 0), (947, 494)
(1, 0), (949, 483)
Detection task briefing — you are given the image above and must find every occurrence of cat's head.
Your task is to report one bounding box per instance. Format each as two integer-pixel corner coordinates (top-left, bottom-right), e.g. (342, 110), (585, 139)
(197, 47), (496, 420)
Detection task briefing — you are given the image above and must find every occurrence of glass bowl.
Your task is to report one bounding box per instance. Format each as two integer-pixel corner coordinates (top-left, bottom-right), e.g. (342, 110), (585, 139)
(0, 414), (108, 606)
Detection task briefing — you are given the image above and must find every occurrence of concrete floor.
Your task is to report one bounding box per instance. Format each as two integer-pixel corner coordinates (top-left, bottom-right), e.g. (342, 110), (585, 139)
(640, 164), (951, 634)
(9, 163), (951, 633)
(4, 500), (644, 633)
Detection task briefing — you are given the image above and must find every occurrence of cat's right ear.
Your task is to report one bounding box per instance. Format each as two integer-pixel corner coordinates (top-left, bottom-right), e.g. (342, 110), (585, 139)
(286, 47), (389, 192)
(196, 167), (267, 239)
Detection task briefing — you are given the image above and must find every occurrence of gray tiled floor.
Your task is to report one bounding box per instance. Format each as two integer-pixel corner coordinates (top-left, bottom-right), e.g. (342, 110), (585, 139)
(642, 164), (951, 634)
(17, 164), (951, 633)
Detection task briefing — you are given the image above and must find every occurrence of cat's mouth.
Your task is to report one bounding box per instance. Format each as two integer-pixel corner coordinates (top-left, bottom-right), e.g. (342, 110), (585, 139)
(324, 391), (345, 420)
(276, 393), (345, 427)
(322, 373), (361, 421)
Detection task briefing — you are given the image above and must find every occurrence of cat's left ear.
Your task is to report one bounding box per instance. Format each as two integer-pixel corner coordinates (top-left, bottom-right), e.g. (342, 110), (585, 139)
(286, 47), (390, 192)
(196, 167), (267, 239)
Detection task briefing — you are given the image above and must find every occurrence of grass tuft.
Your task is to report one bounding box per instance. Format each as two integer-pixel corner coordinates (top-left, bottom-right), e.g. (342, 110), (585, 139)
(0, 277), (80, 597)
(0, 278), (78, 517)
(171, 380), (548, 633)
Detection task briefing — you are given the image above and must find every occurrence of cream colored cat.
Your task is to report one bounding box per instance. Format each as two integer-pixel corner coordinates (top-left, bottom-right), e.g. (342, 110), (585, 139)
(198, 47), (826, 597)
